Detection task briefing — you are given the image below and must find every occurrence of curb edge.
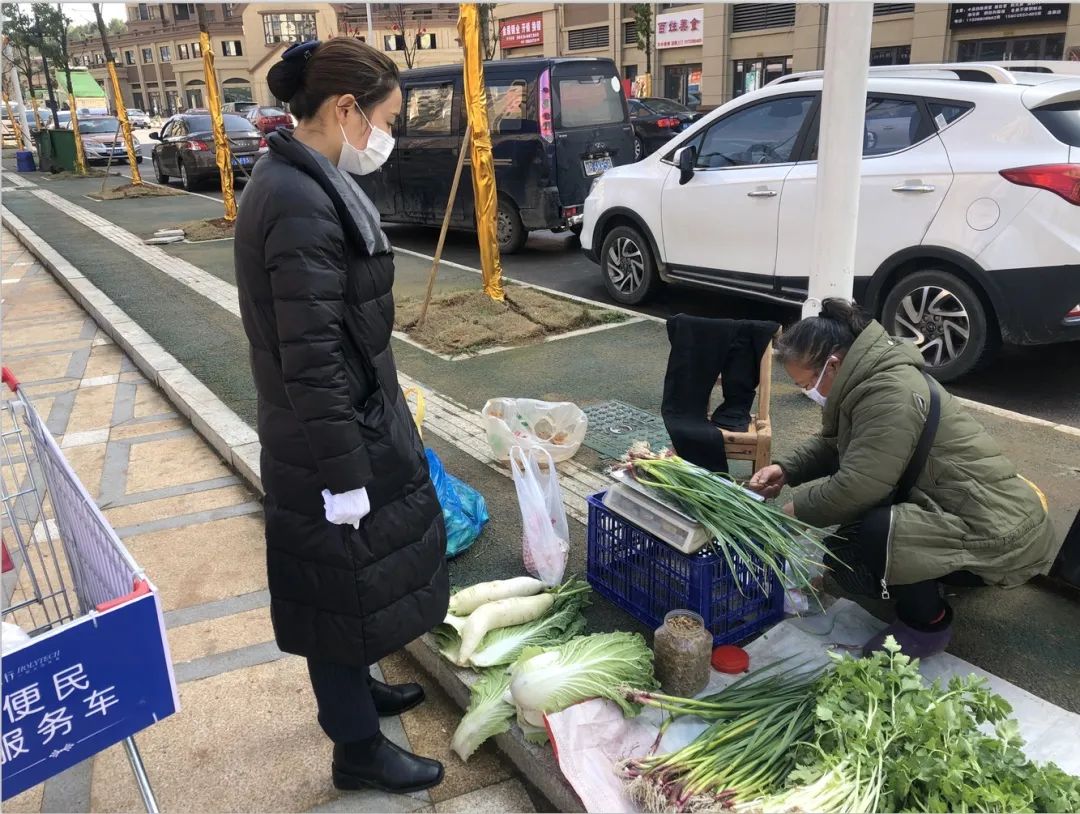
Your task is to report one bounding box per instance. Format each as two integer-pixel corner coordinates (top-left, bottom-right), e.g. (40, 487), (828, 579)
(2, 206), (265, 495)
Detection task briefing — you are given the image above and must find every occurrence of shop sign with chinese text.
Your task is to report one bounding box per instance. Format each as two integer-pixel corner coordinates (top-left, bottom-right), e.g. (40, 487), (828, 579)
(1, 594), (178, 800)
(500, 14), (544, 50)
(657, 9), (704, 49)
(949, 4), (1068, 28)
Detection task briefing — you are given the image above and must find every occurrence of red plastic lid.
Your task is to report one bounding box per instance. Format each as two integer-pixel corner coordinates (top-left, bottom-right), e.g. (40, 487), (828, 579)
(712, 645), (750, 674)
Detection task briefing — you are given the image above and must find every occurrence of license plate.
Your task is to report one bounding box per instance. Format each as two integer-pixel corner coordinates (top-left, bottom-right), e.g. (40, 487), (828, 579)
(233, 156), (254, 167)
(584, 156), (613, 177)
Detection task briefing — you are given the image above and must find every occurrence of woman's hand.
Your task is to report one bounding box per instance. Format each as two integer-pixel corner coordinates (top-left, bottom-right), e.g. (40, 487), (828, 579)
(748, 464), (786, 499)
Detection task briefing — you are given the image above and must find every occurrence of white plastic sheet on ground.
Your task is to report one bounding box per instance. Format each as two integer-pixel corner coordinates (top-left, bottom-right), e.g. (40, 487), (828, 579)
(546, 599), (1080, 814)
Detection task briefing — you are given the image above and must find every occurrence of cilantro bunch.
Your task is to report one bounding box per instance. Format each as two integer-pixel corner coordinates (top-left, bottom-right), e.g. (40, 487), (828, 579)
(756, 637), (1080, 813)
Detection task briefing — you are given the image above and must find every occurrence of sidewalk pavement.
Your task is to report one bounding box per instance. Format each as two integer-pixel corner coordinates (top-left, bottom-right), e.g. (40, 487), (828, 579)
(1, 228), (543, 814)
(4, 162), (1080, 807)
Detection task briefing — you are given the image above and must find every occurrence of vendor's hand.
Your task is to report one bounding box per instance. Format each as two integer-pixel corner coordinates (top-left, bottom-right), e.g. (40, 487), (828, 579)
(748, 464), (786, 499)
(782, 501), (796, 518)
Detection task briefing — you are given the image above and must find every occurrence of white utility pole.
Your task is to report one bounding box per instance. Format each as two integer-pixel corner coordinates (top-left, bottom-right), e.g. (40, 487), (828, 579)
(803, 2), (873, 318)
(2, 39), (34, 151)
(365, 3), (374, 44)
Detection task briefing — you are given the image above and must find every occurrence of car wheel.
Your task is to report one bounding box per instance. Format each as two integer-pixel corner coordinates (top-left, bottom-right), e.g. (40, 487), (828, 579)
(179, 159), (197, 192)
(601, 225), (660, 305)
(634, 137), (645, 162)
(882, 269), (998, 382)
(153, 156), (169, 184)
(496, 199), (527, 254)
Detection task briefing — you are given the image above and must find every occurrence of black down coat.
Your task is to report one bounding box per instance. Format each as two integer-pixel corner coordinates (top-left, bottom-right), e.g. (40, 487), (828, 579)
(234, 131), (448, 667)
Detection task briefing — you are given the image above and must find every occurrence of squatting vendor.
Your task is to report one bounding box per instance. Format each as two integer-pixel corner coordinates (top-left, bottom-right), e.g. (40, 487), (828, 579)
(749, 299), (1059, 658)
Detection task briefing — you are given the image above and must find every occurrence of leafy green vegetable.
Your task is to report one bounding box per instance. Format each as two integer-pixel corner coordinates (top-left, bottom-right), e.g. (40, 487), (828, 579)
(509, 631), (658, 718)
(450, 669), (515, 762)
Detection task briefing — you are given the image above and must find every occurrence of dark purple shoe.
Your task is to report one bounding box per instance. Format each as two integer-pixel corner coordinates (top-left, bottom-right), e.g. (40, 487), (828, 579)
(862, 619), (952, 659)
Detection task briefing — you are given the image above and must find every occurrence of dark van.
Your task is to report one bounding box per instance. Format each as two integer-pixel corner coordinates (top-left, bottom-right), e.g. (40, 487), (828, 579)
(356, 57), (635, 253)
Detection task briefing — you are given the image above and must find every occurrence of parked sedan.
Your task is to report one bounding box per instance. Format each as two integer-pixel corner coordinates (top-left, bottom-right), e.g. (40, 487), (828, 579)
(150, 112), (266, 191)
(126, 108), (152, 128)
(246, 106), (294, 135)
(628, 97), (702, 161)
(70, 116), (143, 164)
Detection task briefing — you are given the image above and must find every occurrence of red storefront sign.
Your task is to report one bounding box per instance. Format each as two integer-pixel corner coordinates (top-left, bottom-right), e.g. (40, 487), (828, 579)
(500, 14), (544, 50)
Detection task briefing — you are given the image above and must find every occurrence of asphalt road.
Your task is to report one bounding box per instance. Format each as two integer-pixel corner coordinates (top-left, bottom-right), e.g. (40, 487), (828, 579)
(115, 155), (1080, 428)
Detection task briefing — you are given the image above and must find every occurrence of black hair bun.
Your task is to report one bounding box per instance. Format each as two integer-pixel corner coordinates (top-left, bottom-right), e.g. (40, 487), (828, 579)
(267, 59), (305, 103)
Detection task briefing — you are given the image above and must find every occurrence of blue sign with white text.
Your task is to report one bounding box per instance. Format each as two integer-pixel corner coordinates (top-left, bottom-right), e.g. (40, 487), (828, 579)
(1, 593), (178, 799)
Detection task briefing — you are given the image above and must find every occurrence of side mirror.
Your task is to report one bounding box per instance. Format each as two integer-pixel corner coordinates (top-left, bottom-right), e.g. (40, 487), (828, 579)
(677, 146), (697, 185)
(149, 131), (160, 141)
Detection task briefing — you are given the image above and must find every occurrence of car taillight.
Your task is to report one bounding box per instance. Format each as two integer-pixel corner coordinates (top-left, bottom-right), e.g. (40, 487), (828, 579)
(259, 137), (268, 149)
(186, 139), (209, 151)
(1067, 304), (1080, 321)
(657, 118), (680, 128)
(539, 68), (553, 145)
(563, 205), (581, 218)
(1000, 164), (1080, 206)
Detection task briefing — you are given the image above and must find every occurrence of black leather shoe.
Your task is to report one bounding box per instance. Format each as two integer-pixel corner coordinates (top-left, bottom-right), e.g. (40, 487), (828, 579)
(333, 733), (444, 794)
(370, 677), (425, 717)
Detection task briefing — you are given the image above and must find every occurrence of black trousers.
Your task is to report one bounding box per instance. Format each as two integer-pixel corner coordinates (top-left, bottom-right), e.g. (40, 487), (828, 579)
(307, 659), (379, 744)
(831, 506), (980, 627)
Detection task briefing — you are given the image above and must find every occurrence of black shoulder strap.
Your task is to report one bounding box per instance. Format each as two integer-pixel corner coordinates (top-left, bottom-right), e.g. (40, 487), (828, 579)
(894, 372), (941, 505)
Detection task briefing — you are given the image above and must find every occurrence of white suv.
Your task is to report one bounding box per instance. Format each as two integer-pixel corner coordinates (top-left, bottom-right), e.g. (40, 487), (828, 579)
(582, 63), (1080, 381)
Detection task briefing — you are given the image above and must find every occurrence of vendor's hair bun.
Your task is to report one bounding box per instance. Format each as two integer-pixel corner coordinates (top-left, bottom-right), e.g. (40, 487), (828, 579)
(818, 298), (871, 335)
(267, 58), (306, 103)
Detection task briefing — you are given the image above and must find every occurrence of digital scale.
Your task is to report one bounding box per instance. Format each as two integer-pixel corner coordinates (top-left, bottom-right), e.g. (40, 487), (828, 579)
(603, 468), (765, 555)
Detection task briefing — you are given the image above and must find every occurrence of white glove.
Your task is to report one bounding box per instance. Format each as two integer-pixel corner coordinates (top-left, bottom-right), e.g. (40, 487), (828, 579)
(322, 487), (371, 530)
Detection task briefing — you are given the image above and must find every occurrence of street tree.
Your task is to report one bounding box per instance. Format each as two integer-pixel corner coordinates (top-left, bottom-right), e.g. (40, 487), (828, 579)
(0, 2), (62, 115)
(631, 4), (654, 79)
(53, 3), (89, 173)
(93, 1), (141, 184)
(389, 4), (422, 69)
(477, 4), (499, 61)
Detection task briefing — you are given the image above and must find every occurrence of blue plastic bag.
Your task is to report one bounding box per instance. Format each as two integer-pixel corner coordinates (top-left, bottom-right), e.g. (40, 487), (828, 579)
(426, 449), (489, 557)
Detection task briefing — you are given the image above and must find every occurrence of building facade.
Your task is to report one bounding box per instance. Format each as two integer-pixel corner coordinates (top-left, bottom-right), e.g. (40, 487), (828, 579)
(492, 2), (1080, 109)
(67, 3), (1080, 116)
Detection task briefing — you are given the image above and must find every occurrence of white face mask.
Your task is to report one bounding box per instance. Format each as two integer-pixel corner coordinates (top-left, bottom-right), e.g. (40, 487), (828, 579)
(338, 104), (394, 176)
(803, 356), (836, 407)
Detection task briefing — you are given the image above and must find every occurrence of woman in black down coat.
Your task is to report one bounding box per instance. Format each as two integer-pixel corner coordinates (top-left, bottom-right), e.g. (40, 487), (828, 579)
(234, 39), (448, 793)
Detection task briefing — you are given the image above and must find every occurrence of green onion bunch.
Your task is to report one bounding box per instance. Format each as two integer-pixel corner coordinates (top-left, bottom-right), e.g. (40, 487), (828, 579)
(623, 450), (834, 594)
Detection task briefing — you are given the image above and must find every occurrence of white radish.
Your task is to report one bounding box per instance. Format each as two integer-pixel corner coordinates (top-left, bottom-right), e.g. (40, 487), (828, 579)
(456, 593), (554, 665)
(448, 577), (545, 616)
(442, 614), (468, 635)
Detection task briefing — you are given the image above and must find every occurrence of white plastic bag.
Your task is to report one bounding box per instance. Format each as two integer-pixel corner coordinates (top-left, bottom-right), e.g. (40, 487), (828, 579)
(482, 398), (587, 463)
(510, 446), (569, 586)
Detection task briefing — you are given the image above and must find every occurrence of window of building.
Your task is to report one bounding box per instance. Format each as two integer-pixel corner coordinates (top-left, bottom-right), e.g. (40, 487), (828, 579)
(732, 56), (793, 98)
(731, 4), (796, 33)
(262, 12), (318, 45)
(567, 25), (610, 51)
(870, 45), (911, 66)
(159, 46), (172, 62)
(873, 4), (915, 15)
(177, 43), (190, 60)
(133, 92), (144, 110)
(417, 33), (437, 50)
(192, 42), (202, 57)
(406, 85), (454, 135)
(172, 3), (194, 21)
(384, 34), (406, 51)
(136, 4), (155, 21)
(223, 4), (235, 18)
(687, 95), (814, 168)
(142, 48), (154, 64)
(124, 50), (135, 65)
(623, 20), (637, 46)
(956, 33), (1064, 62)
(222, 40), (244, 57)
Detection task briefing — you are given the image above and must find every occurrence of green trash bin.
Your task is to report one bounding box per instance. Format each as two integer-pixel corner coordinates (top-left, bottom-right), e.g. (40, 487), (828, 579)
(37, 128), (78, 173)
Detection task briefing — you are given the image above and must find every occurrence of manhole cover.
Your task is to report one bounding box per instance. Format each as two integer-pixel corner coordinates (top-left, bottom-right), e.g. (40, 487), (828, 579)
(583, 400), (671, 460)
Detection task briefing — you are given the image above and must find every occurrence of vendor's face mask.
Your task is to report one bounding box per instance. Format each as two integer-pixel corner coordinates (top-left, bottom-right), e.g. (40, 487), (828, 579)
(803, 356), (836, 407)
(338, 104), (394, 176)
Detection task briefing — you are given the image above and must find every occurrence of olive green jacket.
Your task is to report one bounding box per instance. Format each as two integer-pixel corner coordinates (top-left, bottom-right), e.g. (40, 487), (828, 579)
(777, 321), (1058, 586)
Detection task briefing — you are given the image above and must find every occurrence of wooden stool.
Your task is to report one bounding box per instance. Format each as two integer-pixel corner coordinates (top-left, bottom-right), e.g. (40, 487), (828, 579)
(717, 330), (777, 473)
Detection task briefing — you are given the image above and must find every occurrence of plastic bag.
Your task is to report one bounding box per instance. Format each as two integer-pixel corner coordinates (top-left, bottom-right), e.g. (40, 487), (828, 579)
(426, 449), (489, 558)
(482, 398), (587, 463)
(510, 446), (569, 586)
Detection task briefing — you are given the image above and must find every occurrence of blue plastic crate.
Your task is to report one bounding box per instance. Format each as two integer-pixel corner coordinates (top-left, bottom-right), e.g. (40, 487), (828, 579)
(586, 491), (784, 646)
